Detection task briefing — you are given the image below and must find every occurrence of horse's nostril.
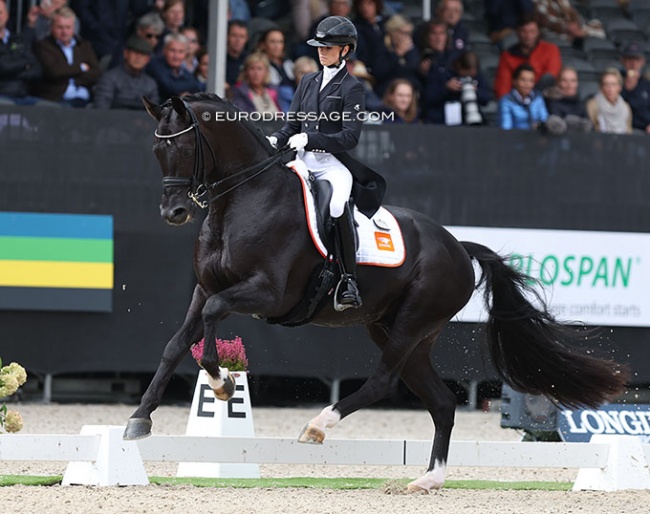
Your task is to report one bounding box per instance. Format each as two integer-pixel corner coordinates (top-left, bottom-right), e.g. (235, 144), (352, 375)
(172, 207), (187, 219)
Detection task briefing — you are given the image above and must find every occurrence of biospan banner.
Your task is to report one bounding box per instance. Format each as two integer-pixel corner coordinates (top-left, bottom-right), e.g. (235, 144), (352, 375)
(558, 404), (650, 443)
(446, 226), (649, 327)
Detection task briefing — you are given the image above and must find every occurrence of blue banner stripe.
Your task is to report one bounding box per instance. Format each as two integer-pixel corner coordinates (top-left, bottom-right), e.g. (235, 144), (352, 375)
(0, 212), (112, 239)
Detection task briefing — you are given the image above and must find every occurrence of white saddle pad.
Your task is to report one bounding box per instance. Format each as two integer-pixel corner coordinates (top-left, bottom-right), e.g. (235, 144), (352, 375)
(288, 161), (405, 268)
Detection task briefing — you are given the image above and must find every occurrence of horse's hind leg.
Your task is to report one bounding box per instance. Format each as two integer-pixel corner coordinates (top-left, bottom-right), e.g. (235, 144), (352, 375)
(298, 321), (426, 443)
(399, 339), (456, 492)
(123, 285), (206, 440)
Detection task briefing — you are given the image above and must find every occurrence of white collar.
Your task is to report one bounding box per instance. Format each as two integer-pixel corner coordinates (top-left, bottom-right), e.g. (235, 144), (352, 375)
(321, 61), (346, 90)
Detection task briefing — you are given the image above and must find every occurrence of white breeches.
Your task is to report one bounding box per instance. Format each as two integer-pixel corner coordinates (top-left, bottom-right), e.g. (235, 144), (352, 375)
(298, 150), (353, 219)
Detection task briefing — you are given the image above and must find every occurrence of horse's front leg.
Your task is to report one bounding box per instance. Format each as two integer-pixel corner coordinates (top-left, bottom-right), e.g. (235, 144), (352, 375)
(198, 276), (277, 402)
(123, 285), (207, 440)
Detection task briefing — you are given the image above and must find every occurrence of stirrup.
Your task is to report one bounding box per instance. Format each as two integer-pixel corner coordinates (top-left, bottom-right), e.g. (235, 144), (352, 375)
(333, 275), (362, 312)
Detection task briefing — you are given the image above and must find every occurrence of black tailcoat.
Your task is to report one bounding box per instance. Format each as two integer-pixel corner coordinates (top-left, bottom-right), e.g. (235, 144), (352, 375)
(272, 67), (386, 218)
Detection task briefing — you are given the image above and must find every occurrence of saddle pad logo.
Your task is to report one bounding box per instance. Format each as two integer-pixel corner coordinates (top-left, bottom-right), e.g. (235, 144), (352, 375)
(374, 232), (394, 251)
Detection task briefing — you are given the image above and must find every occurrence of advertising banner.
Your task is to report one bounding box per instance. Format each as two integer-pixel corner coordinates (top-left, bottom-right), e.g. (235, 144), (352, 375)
(559, 404), (650, 443)
(446, 226), (650, 327)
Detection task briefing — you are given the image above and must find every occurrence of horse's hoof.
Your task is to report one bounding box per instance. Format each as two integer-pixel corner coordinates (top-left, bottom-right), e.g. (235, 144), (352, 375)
(123, 418), (153, 440)
(212, 370), (236, 401)
(406, 484), (430, 494)
(297, 423), (325, 444)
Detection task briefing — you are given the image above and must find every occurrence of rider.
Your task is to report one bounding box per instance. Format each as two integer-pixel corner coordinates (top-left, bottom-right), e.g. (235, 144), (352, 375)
(268, 16), (385, 311)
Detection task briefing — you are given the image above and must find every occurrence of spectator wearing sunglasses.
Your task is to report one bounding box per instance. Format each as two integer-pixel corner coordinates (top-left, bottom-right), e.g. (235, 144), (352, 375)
(135, 11), (164, 52)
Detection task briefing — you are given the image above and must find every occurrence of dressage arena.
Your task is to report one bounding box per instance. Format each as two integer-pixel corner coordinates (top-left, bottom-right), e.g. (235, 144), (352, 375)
(0, 404), (648, 514)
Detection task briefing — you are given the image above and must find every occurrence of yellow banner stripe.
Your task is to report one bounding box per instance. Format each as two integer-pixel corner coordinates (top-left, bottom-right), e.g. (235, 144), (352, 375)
(0, 261), (113, 289)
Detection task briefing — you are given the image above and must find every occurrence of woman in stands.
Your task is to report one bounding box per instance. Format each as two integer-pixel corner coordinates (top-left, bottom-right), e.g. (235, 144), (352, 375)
(586, 68), (632, 134)
(229, 52), (281, 114)
(499, 63), (548, 130)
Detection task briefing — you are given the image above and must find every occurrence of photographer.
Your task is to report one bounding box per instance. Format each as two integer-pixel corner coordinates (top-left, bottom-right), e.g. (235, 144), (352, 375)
(422, 50), (491, 125)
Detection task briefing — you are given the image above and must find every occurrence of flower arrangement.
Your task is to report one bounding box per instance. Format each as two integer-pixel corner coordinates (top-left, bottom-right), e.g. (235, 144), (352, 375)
(191, 336), (248, 371)
(0, 358), (27, 434)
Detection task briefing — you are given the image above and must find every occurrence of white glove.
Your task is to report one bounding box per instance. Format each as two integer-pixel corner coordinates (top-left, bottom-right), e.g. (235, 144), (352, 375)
(266, 135), (278, 149)
(288, 133), (308, 151)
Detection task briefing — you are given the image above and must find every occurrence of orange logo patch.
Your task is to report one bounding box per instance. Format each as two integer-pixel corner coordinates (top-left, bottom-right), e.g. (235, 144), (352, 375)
(374, 232), (394, 251)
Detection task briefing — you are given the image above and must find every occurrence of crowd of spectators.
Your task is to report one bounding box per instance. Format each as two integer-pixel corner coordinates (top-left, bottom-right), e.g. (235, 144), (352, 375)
(1, 0), (649, 135)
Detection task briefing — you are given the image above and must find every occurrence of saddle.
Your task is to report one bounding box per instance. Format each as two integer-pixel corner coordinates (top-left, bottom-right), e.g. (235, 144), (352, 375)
(262, 162), (404, 327)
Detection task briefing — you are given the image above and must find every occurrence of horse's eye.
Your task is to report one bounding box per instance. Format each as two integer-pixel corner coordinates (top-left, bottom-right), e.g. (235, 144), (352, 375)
(181, 148), (193, 158)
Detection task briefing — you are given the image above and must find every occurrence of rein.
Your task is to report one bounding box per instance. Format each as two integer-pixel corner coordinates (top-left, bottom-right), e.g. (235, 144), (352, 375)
(155, 99), (292, 208)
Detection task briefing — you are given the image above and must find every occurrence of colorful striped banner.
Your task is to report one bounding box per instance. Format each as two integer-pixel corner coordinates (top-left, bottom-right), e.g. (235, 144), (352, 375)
(0, 212), (113, 312)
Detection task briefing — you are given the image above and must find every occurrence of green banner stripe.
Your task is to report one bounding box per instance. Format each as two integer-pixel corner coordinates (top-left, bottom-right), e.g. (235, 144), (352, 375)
(0, 236), (113, 262)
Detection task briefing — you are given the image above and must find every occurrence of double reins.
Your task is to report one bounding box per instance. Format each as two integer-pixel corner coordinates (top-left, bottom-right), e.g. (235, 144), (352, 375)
(154, 99), (291, 208)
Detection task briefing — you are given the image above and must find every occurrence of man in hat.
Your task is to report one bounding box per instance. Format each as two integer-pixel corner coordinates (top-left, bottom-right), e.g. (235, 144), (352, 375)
(620, 42), (650, 134)
(268, 16), (386, 311)
(93, 35), (159, 109)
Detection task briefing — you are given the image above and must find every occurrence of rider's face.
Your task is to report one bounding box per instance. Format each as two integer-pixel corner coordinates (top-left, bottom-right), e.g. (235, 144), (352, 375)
(318, 45), (347, 67)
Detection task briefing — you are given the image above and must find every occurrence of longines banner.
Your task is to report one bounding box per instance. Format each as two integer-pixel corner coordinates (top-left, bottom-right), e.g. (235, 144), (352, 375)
(446, 226), (650, 328)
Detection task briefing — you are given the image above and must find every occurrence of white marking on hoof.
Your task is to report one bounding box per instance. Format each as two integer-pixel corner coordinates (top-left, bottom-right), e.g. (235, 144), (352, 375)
(297, 405), (341, 444)
(407, 461), (446, 492)
(298, 424), (325, 444)
(205, 367), (230, 390)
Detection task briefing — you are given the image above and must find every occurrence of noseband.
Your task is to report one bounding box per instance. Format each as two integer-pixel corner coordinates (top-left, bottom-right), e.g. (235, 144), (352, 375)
(154, 99), (291, 208)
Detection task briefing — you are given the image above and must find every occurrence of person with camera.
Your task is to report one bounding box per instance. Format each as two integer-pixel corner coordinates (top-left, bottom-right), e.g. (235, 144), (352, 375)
(499, 63), (548, 130)
(422, 50), (491, 125)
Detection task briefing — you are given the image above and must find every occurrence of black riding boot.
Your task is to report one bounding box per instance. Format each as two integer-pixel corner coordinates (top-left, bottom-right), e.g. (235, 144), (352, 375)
(333, 204), (362, 311)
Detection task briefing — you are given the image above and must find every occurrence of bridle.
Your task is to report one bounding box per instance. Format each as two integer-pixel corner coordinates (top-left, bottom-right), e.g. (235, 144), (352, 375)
(154, 99), (291, 208)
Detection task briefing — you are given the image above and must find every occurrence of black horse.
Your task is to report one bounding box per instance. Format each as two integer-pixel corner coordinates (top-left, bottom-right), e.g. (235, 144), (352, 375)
(124, 93), (628, 492)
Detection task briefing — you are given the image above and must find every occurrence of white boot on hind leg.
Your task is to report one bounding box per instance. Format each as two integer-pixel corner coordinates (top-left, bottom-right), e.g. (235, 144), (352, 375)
(407, 462), (446, 493)
(298, 405), (341, 444)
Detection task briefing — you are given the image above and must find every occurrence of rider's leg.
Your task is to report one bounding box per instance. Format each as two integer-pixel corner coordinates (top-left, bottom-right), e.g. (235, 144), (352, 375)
(333, 202), (362, 310)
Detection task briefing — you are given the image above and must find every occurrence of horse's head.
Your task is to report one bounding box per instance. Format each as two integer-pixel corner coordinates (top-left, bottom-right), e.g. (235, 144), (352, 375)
(144, 95), (208, 225)
(144, 94), (279, 225)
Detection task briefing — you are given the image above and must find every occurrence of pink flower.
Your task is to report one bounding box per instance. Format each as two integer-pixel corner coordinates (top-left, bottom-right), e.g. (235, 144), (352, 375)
(191, 336), (248, 371)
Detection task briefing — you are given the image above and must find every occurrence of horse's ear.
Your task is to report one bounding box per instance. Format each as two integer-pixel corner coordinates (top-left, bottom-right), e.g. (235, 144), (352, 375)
(171, 96), (190, 122)
(142, 96), (162, 120)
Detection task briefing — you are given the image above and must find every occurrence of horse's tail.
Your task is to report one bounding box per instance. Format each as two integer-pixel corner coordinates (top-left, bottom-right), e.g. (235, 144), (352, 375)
(461, 241), (629, 408)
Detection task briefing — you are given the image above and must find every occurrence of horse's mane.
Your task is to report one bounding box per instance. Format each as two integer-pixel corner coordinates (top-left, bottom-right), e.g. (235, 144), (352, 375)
(178, 93), (274, 154)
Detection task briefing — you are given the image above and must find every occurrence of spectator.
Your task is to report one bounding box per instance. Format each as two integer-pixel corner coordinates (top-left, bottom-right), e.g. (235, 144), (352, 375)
(352, 0), (387, 78)
(72, 0), (150, 69)
(33, 6), (101, 107)
(373, 14), (420, 97)
(485, 0), (534, 47)
(162, 0), (184, 35)
(256, 28), (294, 111)
(347, 56), (383, 110)
(586, 68), (632, 134)
(226, 20), (248, 88)
(416, 19), (459, 85)
(437, 0), (468, 53)
(146, 33), (204, 100)
(93, 36), (159, 109)
(195, 48), (208, 84)
(229, 52), (281, 114)
(24, 0), (79, 43)
(620, 42), (650, 135)
(293, 0), (328, 41)
(493, 14), (561, 99)
(155, 0), (184, 52)
(181, 26), (200, 73)
(293, 55), (318, 84)
(543, 65), (592, 133)
(0, 0), (44, 105)
(533, 0), (605, 49)
(381, 78), (419, 123)
(423, 51), (491, 125)
(499, 63), (548, 129)
(134, 12), (164, 52)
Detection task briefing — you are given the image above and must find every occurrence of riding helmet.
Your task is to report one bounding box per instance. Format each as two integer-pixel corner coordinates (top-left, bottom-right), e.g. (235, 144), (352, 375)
(307, 16), (357, 55)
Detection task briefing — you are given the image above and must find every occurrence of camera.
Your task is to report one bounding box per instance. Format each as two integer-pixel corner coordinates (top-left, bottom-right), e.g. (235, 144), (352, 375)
(459, 77), (483, 126)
